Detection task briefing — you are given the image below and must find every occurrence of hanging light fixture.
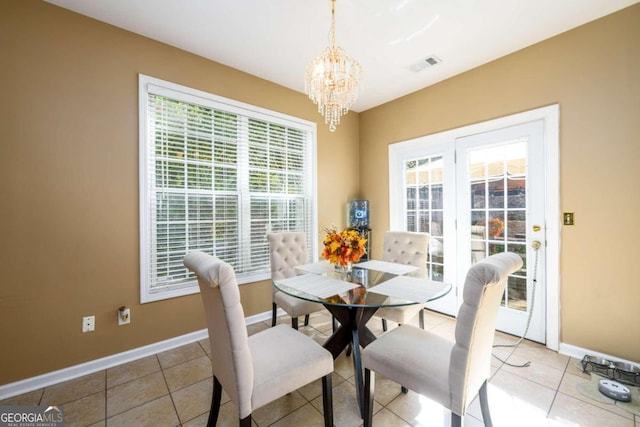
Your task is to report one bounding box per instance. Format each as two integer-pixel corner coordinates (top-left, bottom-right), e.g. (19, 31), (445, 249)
(305, 0), (362, 132)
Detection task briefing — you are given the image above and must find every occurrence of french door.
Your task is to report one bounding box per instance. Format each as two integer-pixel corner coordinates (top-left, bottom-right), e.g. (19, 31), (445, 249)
(389, 107), (559, 345)
(456, 121), (545, 342)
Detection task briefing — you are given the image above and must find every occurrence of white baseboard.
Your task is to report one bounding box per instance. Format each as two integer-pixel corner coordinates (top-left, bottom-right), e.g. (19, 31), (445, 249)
(0, 310), (274, 400)
(245, 309), (280, 325)
(558, 343), (638, 365)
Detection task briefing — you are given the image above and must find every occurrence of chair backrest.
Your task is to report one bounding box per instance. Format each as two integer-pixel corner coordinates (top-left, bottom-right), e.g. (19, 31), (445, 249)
(382, 231), (429, 267)
(448, 252), (523, 415)
(268, 232), (309, 284)
(183, 251), (254, 418)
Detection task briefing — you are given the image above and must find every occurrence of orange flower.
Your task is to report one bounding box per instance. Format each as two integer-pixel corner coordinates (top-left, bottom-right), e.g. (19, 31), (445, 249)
(489, 217), (504, 237)
(321, 226), (367, 267)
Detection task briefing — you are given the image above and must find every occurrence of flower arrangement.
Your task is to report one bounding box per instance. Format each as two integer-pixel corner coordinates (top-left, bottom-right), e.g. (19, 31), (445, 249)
(488, 217), (505, 237)
(321, 226), (367, 267)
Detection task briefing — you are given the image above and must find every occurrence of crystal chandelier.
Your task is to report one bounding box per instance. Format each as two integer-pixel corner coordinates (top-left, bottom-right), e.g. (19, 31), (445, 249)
(305, 0), (362, 132)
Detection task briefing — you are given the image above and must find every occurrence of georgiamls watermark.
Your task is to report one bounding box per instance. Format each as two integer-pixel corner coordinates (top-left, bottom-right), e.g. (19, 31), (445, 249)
(0, 406), (64, 427)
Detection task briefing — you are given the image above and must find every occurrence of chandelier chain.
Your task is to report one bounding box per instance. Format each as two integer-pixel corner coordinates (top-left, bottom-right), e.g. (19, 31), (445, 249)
(330, 0), (336, 48)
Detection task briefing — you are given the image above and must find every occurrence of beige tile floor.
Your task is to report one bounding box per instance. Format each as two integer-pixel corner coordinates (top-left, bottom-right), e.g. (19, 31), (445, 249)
(2, 310), (638, 427)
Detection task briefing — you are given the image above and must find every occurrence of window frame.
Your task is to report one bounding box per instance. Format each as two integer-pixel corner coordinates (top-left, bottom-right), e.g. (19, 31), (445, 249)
(139, 74), (318, 303)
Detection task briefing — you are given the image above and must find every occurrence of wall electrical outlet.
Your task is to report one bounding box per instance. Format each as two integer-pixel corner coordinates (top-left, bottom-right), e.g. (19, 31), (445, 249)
(82, 316), (95, 332)
(118, 307), (131, 326)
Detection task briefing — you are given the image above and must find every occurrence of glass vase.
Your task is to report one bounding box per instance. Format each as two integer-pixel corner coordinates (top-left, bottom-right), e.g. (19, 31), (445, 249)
(333, 262), (353, 281)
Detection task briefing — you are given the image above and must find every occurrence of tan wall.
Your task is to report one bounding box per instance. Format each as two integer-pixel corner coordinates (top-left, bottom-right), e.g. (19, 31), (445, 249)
(360, 4), (640, 361)
(0, 1), (359, 385)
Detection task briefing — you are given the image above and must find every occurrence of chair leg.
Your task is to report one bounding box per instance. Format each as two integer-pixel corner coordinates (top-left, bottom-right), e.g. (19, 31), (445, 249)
(304, 313), (310, 326)
(451, 412), (462, 427)
(292, 317), (299, 330)
(207, 376), (222, 427)
(271, 302), (277, 327)
(479, 380), (493, 427)
(239, 415), (251, 427)
(381, 318), (388, 332)
(363, 369), (375, 427)
(321, 374), (333, 427)
(419, 309), (424, 329)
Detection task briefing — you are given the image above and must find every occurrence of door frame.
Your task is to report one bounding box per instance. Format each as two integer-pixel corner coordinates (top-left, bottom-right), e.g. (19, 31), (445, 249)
(389, 104), (560, 351)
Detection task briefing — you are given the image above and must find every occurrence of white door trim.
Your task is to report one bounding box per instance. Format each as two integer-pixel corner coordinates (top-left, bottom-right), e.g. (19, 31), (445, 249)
(389, 104), (560, 351)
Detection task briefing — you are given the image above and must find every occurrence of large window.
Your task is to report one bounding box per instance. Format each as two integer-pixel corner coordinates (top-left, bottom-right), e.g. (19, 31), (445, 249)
(139, 75), (317, 302)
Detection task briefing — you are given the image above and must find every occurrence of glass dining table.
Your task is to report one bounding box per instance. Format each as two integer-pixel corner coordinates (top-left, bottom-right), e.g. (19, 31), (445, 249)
(272, 260), (451, 417)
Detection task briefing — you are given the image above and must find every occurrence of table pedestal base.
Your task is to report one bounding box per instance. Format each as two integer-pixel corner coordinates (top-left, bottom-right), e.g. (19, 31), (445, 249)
(323, 305), (379, 418)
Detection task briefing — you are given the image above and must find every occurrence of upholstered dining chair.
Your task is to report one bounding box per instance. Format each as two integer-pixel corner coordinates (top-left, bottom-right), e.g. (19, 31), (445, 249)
(362, 252), (523, 427)
(268, 232), (324, 329)
(184, 251), (334, 427)
(375, 230), (430, 331)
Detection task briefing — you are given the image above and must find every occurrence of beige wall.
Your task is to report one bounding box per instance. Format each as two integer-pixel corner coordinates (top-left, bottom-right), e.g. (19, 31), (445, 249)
(360, 4), (640, 361)
(0, 1), (359, 385)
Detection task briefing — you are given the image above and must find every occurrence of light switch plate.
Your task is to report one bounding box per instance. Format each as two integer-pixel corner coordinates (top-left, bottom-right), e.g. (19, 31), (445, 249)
(563, 212), (574, 225)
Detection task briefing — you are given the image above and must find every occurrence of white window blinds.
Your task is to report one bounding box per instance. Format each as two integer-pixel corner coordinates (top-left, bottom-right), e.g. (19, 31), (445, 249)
(139, 75), (317, 303)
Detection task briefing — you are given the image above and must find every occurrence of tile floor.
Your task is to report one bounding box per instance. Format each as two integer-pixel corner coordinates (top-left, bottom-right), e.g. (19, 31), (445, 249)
(1, 310), (638, 427)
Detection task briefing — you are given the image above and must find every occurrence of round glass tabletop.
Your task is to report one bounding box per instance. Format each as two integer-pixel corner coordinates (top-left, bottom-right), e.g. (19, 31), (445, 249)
(272, 262), (451, 309)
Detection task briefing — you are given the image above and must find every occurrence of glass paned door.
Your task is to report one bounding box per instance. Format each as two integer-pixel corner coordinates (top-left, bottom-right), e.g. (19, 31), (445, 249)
(405, 156), (445, 281)
(457, 120), (546, 343)
(468, 141), (527, 310)
(390, 106), (559, 348)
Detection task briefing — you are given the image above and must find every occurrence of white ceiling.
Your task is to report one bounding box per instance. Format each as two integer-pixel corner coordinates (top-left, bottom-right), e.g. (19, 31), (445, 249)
(45, 0), (638, 112)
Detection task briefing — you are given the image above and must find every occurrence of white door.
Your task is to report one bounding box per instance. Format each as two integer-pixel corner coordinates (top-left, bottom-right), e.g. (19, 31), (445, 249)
(456, 120), (546, 343)
(390, 106), (559, 347)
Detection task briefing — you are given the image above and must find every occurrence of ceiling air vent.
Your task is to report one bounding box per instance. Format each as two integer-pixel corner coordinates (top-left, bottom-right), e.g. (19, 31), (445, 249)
(409, 55), (442, 72)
